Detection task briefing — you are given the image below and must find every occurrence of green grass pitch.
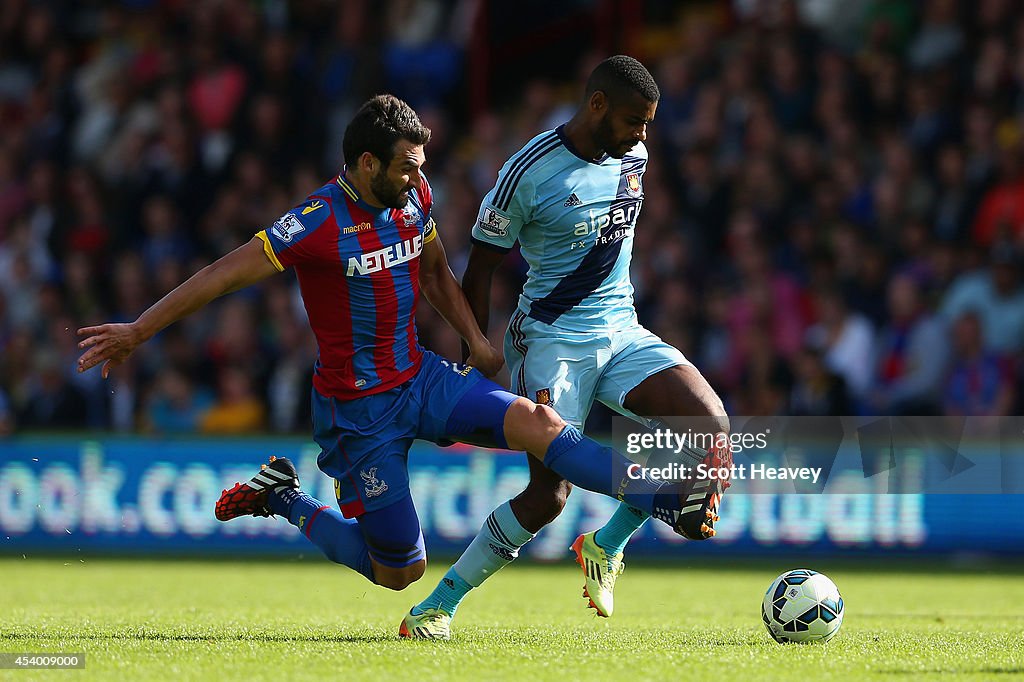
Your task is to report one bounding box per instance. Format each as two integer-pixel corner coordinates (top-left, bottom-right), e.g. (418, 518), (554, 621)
(3, 557), (1023, 681)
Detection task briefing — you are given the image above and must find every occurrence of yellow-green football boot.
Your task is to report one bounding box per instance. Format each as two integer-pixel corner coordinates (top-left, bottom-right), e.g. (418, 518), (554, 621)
(570, 531), (625, 618)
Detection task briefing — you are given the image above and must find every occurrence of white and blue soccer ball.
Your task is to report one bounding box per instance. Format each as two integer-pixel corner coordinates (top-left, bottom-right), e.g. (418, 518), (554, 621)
(761, 569), (844, 643)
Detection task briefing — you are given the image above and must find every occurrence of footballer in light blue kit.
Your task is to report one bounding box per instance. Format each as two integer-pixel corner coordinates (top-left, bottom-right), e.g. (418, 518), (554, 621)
(79, 94), (724, 642)
(407, 56), (733, 637)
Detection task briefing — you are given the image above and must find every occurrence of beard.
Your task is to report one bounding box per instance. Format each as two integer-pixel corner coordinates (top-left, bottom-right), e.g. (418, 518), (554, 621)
(595, 115), (636, 159)
(370, 168), (411, 209)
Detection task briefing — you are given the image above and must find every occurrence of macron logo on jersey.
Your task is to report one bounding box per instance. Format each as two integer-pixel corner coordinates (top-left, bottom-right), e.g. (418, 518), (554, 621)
(346, 234), (424, 276)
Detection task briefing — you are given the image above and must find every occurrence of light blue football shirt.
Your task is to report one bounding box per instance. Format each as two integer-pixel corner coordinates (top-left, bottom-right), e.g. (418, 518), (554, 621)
(471, 125), (646, 332)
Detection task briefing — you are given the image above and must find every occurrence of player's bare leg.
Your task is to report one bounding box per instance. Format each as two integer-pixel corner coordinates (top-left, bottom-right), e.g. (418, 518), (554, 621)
(405, 391), (726, 635)
(509, 456), (573, 533)
(562, 365), (730, 616)
(623, 365), (729, 435)
(373, 559), (426, 591)
(617, 363), (732, 539)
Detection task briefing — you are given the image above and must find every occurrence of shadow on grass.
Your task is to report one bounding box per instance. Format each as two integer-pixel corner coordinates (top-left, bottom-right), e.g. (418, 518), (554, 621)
(0, 631), (401, 644)
(0, 627), (750, 647)
(879, 669), (1024, 676)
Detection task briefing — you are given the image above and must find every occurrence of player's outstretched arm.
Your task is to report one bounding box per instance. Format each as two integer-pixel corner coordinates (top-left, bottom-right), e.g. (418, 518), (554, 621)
(460, 243), (505, 357)
(418, 232), (503, 377)
(77, 236), (280, 378)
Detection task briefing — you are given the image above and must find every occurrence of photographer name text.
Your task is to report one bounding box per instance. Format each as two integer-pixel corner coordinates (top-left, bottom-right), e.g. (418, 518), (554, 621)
(626, 462), (822, 483)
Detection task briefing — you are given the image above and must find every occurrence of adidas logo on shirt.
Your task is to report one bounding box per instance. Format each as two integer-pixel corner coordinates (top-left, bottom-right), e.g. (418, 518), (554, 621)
(563, 193), (582, 207)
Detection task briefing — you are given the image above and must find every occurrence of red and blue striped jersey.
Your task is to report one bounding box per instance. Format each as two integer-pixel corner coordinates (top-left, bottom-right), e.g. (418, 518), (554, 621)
(256, 172), (437, 401)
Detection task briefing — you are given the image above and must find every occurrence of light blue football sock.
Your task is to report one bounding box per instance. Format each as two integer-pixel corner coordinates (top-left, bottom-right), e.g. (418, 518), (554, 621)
(411, 567), (473, 618)
(413, 500), (535, 617)
(269, 488), (375, 582)
(594, 502), (649, 558)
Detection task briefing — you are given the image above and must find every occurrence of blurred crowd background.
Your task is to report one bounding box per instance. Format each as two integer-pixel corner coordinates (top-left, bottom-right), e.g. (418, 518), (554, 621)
(1, 0), (1023, 438)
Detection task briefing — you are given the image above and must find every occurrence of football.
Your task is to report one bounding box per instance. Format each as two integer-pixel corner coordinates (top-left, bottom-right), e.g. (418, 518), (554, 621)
(761, 569), (844, 643)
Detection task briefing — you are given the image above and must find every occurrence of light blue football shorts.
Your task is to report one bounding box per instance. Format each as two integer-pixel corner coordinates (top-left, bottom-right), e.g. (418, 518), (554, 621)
(503, 309), (690, 428)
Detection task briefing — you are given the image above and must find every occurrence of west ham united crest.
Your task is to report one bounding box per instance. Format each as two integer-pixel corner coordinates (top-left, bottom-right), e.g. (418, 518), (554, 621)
(625, 172), (642, 197)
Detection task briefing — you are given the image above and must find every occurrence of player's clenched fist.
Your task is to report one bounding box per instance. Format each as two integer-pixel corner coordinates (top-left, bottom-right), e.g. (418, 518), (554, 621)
(466, 338), (504, 378)
(76, 322), (143, 378)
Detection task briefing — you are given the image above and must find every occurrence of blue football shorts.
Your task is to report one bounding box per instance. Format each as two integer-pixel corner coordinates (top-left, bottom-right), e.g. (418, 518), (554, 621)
(312, 350), (519, 565)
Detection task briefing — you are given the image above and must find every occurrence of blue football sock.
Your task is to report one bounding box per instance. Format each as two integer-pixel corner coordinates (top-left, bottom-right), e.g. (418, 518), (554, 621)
(594, 503), (649, 558)
(269, 488), (375, 582)
(542, 425), (679, 518)
(413, 501), (535, 617)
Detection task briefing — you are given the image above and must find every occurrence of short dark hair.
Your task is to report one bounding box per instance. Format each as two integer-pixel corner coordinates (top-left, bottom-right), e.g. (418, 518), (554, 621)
(342, 94), (431, 168)
(585, 55), (660, 104)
